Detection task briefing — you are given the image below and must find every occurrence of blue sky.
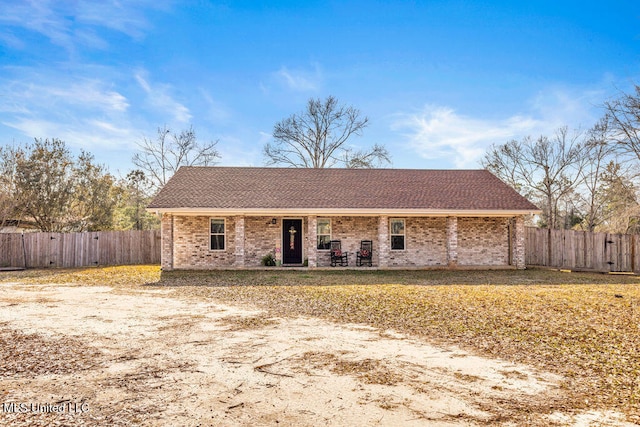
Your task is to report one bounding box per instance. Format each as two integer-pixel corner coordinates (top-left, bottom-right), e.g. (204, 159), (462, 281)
(1, 1), (639, 175)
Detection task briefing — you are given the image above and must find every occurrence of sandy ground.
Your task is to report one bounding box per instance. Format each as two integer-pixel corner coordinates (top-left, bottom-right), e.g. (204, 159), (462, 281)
(0, 282), (634, 426)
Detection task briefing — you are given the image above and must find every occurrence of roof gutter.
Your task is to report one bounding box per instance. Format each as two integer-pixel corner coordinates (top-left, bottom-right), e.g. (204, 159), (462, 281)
(146, 207), (541, 217)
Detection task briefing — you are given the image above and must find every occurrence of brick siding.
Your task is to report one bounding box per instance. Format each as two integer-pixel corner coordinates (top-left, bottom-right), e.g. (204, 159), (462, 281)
(160, 214), (524, 270)
(243, 216), (281, 266)
(457, 217), (509, 266)
(316, 216), (379, 267)
(387, 217), (448, 267)
(172, 215), (236, 269)
(513, 215), (525, 269)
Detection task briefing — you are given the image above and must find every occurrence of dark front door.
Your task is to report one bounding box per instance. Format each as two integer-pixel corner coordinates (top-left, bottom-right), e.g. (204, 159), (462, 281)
(282, 219), (303, 264)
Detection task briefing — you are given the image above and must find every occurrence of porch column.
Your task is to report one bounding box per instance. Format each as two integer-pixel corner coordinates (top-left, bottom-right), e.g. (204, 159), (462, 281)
(513, 215), (526, 269)
(307, 216), (317, 268)
(235, 215), (245, 268)
(160, 213), (174, 271)
(378, 216), (389, 268)
(446, 216), (458, 267)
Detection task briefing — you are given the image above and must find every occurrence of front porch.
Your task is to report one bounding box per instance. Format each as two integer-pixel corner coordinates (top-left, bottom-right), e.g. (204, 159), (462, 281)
(160, 214), (526, 271)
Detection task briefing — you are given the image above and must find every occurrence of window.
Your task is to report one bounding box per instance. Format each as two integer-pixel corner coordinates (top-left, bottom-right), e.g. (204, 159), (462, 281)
(210, 218), (225, 250)
(317, 218), (331, 250)
(390, 218), (405, 250)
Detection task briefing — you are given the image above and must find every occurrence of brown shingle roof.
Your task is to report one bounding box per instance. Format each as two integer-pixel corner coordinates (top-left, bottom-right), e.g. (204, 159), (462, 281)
(147, 167), (539, 213)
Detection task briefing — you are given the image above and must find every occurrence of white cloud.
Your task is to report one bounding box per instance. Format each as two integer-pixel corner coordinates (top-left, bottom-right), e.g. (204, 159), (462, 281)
(0, 71), (139, 150)
(2, 117), (139, 151)
(199, 89), (232, 123)
(134, 73), (152, 92)
(528, 86), (605, 131)
(391, 105), (540, 168)
(0, 0), (166, 52)
(215, 134), (262, 166)
(0, 31), (25, 50)
(274, 65), (322, 92)
(135, 70), (192, 124)
(2, 77), (129, 115)
(54, 83), (129, 112)
(75, 1), (157, 40)
(0, 1), (70, 47)
(392, 85), (608, 168)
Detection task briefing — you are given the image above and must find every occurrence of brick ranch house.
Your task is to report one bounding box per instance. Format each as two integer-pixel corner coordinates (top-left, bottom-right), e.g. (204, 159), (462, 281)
(147, 167), (540, 270)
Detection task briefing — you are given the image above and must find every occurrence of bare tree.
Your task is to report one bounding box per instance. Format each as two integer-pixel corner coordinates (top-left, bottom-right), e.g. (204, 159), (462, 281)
(482, 127), (587, 229)
(598, 161), (640, 233)
(264, 96), (390, 168)
(605, 85), (640, 162)
(112, 170), (159, 231)
(575, 118), (618, 231)
(133, 125), (220, 192)
(0, 144), (19, 229)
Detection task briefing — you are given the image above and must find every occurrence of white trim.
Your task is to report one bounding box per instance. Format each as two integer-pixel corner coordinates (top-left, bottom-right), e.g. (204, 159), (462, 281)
(149, 207), (540, 217)
(209, 217), (226, 251)
(390, 218), (405, 251)
(316, 218), (331, 251)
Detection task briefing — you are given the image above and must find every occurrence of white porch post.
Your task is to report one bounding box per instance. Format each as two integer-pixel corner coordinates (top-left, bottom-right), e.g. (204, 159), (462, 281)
(446, 216), (458, 267)
(235, 215), (245, 268)
(307, 216), (317, 268)
(378, 216), (389, 268)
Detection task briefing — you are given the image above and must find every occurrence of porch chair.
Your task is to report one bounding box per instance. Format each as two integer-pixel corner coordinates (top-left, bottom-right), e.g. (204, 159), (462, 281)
(356, 240), (373, 267)
(330, 240), (349, 267)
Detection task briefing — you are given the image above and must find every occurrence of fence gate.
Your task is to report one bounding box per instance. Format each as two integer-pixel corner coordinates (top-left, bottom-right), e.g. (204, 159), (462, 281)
(605, 233), (633, 272)
(605, 234), (618, 272)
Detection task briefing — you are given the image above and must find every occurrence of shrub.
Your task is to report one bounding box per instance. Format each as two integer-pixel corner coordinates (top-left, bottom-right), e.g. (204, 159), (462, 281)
(261, 253), (276, 266)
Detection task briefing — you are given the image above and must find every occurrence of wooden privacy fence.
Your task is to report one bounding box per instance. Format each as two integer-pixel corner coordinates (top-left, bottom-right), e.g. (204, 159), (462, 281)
(0, 230), (161, 269)
(525, 227), (639, 272)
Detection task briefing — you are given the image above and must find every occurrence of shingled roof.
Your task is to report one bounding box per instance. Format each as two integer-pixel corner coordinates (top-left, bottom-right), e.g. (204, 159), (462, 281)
(147, 167), (539, 215)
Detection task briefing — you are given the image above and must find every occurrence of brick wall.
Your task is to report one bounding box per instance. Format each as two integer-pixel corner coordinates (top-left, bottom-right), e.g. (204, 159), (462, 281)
(513, 215), (525, 269)
(161, 214), (173, 270)
(244, 216), (281, 266)
(446, 217), (458, 266)
(387, 217), (448, 267)
(172, 215), (236, 269)
(160, 214), (519, 269)
(307, 216), (317, 268)
(378, 216), (389, 268)
(316, 216), (378, 267)
(457, 217), (509, 266)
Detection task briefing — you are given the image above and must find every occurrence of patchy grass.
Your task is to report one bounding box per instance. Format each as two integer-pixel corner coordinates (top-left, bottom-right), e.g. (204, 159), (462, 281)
(0, 265), (160, 287)
(292, 352), (403, 386)
(216, 314), (279, 331)
(158, 268), (640, 421)
(1, 265), (639, 421)
(0, 322), (104, 378)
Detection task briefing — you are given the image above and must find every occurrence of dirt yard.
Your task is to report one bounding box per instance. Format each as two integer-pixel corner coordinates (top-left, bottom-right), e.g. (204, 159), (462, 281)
(0, 269), (636, 426)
